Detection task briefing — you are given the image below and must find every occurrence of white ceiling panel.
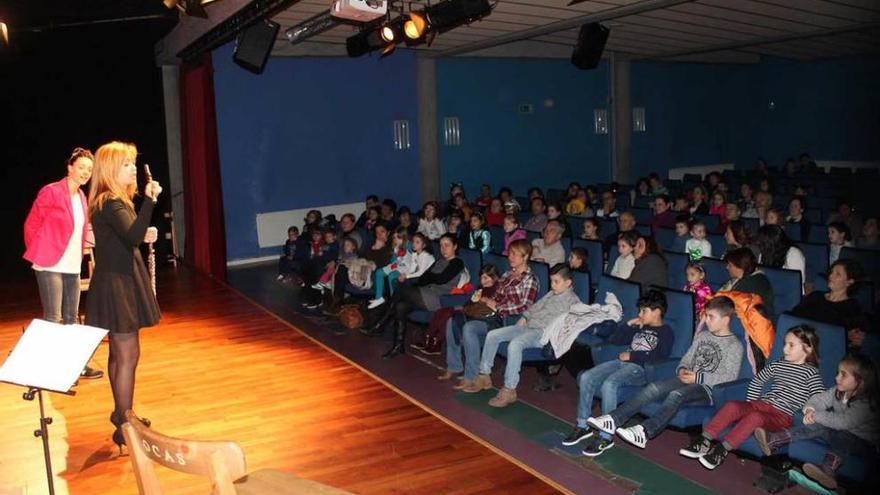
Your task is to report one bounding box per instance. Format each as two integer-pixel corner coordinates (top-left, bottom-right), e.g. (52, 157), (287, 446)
(267, 0), (879, 62)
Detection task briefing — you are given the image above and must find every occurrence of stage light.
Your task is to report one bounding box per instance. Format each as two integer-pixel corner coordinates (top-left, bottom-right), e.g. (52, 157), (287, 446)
(425, 0), (491, 34)
(0, 22), (7, 46)
(403, 11), (426, 39)
(380, 25), (395, 43)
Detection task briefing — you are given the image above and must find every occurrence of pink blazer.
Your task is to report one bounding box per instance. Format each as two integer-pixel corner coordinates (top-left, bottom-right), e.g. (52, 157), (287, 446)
(23, 178), (90, 267)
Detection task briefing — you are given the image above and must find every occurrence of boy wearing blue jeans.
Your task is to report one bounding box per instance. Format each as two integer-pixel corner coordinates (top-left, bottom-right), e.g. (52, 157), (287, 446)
(563, 290), (674, 456)
(589, 296), (743, 450)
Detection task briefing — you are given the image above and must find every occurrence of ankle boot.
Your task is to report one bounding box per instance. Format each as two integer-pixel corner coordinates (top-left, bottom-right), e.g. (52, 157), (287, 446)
(369, 306), (395, 332)
(382, 321), (406, 359)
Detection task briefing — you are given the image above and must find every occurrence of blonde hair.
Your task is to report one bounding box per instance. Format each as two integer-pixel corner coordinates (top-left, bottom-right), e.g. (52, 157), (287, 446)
(89, 141), (138, 215)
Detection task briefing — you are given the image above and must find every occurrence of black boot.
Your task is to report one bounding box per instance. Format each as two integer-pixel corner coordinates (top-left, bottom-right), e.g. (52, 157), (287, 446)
(362, 305), (394, 336)
(382, 320), (406, 359)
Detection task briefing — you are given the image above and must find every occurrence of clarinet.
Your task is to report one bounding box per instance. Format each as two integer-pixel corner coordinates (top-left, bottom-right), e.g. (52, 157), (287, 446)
(144, 164), (157, 296)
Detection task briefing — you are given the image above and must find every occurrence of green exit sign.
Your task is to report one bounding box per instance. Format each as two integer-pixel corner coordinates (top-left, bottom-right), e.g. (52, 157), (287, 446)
(518, 103), (534, 114)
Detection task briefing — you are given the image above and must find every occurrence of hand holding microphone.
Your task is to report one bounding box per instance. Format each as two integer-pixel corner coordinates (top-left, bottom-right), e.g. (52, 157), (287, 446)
(143, 164), (163, 202)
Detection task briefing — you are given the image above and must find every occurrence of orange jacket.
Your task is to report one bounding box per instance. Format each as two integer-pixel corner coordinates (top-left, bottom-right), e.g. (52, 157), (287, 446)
(705, 290), (776, 358)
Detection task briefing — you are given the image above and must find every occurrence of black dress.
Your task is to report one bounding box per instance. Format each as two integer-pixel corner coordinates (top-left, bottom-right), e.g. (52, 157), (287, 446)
(85, 198), (160, 333)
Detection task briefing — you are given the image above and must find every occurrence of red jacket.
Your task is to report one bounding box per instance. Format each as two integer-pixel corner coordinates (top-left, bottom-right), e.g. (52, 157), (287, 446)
(23, 178), (90, 267)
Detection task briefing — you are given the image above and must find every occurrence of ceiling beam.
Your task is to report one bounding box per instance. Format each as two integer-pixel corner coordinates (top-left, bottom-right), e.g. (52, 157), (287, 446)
(155, 0), (301, 65)
(427, 0), (697, 57)
(644, 21), (880, 60)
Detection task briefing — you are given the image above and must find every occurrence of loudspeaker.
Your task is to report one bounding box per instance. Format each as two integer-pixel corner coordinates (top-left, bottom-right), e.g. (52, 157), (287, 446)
(571, 23), (609, 70)
(233, 20), (280, 74)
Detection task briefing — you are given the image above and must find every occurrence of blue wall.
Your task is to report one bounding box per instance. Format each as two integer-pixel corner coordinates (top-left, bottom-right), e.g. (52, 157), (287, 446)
(213, 46), (878, 260)
(630, 61), (757, 181)
(436, 58), (611, 198)
(630, 55), (880, 180)
(751, 56), (880, 166)
(213, 45), (420, 260)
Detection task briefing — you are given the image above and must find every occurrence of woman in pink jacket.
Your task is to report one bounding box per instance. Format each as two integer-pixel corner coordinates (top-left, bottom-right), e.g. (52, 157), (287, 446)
(23, 147), (102, 378)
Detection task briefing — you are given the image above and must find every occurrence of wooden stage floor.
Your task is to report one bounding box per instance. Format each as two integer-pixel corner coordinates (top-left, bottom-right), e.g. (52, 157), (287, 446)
(0, 267), (562, 495)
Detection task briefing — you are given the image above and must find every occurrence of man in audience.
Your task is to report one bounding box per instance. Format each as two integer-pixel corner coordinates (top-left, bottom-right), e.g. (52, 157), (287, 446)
(595, 191), (620, 219)
(356, 194), (379, 227)
(799, 152), (819, 173)
(524, 196), (548, 233)
(380, 199), (398, 229)
(605, 211), (636, 252)
(649, 194), (676, 233)
(338, 213), (363, 253)
(827, 198), (863, 238)
(673, 195), (690, 213)
(726, 202), (741, 222)
(531, 219), (565, 268)
(743, 191), (771, 224)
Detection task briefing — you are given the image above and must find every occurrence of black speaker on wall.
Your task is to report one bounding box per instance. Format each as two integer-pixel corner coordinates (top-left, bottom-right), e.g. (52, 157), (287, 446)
(571, 23), (609, 70)
(233, 20), (280, 74)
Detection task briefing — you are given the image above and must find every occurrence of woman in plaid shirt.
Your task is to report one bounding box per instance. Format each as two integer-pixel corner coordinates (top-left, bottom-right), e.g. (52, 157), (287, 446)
(438, 239), (540, 389)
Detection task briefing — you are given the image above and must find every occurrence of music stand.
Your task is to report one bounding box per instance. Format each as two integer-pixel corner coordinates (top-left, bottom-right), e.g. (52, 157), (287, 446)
(0, 319), (108, 495)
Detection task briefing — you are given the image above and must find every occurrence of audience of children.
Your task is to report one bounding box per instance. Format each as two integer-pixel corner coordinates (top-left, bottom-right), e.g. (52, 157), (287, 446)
(568, 247), (589, 274)
(467, 212), (492, 254)
(581, 218), (600, 241)
(753, 353), (878, 490)
(469, 264), (581, 408)
(684, 261), (713, 316)
(277, 226), (300, 281)
(828, 221), (853, 264)
(610, 231), (638, 279)
(671, 215), (691, 253)
(580, 296), (742, 451)
(277, 167), (878, 491)
(417, 201), (446, 240)
(565, 290), (674, 456)
(502, 214), (527, 256)
(682, 325), (825, 470)
(686, 219), (712, 260)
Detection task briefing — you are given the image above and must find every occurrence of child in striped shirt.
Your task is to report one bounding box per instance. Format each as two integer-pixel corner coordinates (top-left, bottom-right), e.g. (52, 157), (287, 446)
(680, 325), (826, 470)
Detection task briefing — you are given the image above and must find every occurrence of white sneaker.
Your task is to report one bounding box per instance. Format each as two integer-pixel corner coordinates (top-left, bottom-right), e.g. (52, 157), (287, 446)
(616, 424), (647, 449)
(310, 283), (323, 290)
(367, 297), (385, 310)
(586, 415), (616, 435)
(276, 274), (285, 281)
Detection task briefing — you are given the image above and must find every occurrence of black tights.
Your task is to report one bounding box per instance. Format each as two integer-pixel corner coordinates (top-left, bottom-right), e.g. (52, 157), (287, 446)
(390, 284), (426, 323)
(108, 331), (140, 420)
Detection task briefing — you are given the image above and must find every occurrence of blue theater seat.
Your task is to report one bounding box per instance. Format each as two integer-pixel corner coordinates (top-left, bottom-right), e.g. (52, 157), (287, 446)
(761, 266), (803, 321)
(664, 250), (689, 290)
(700, 257), (729, 292)
(489, 225), (505, 254)
(654, 227), (675, 250)
(573, 239), (603, 287)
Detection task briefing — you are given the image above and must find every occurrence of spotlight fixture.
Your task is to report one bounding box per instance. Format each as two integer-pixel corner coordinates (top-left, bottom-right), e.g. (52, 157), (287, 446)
(403, 11), (427, 40)
(426, 0), (492, 34)
(380, 25), (395, 43)
(347, 0), (492, 58)
(0, 21), (7, 46)
(346, 28), (389, 57)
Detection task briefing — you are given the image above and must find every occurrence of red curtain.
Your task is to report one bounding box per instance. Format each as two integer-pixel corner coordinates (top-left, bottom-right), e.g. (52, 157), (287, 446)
(180, 52), (227, 282)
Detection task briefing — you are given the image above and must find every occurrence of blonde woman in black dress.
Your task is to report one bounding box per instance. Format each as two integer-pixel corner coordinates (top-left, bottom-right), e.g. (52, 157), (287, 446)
(85, 141), (162, 450)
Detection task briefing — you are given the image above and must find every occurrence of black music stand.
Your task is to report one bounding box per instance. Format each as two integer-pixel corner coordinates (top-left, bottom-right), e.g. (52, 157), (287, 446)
(0, 319), (107, 495)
